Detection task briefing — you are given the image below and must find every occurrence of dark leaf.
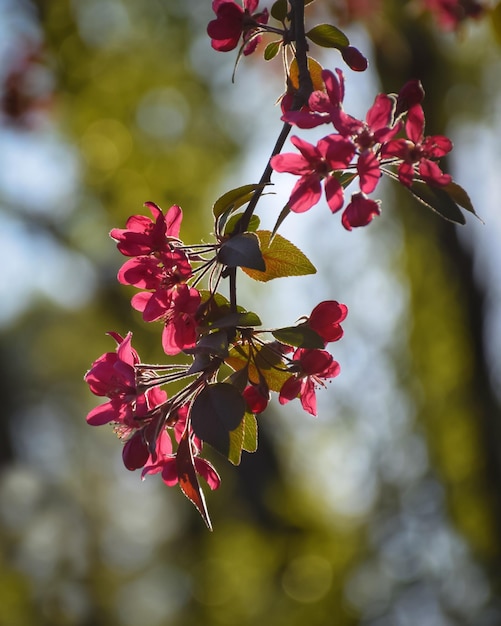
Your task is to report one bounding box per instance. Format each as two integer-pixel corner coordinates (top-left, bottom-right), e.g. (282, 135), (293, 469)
(185, 331), (229, 357)
(218, 232), (266, 271)
(407, 180), (466, 225)
(272, 324), (325, 349)
(443, 181), (480, 219)
(270, 0), (288, 21)
(208, 311), (262, 330)
(191, 383), (246, 458)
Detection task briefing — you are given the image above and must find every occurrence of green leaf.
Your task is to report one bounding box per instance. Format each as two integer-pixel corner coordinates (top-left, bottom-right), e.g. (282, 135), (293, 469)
(272, 324), (325, 349)
(306, 24), (350, 49)
(191, 383), (246, 458)
(176, 429), (212, 530)
(218, 232), (266, 271)
(242, 412), (258, 453)
(227, 411), (258, 465)
(228, 418), (245, 465)
(242, 230), (316, 282)
(209, 311), (262, 331)
(270, 0), (288, 21)
(224, 213), (260, 236)
(407, 180), (466, 225)
(272, 203), (291, 237)
(264, 40), (282, 61)
(212, 184), (262, 219)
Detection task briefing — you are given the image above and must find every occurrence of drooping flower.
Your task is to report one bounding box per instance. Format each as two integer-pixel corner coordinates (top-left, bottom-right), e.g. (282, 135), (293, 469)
(382, 104), (452, 187)
(141, 428), (220, 490)
(270, 134), (355, 214)
(308, 300), (348, 344)
(279, 348), (341, 416)
(342, 193), (381, 231)
(207, 0), (269, 56)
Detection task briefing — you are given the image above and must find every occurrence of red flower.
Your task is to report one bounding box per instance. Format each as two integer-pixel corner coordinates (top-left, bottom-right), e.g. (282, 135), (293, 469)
(141, 429), (220, 490)
(110, 202), (182, 257)
(132, 284), (201, 355)
(117, 250), (192, 290)
(207, 0), (269, 56)
(271, 135), (355, 214)
(279, 348), (341, 416)
(85, 332), (139, 426)
(243, 383), (270, 414)
(85, 333), (167, 428)
(382, 104), (452, 187)
(342, 193), (381, 231)
(282, 69), (346, 129)
(308, 300), (348, 344)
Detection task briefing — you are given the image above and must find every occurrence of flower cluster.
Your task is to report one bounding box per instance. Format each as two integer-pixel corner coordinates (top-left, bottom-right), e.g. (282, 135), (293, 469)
(86, 199), (349, 527)
(85, 1), (476, 527)
(272, 69), (453, 230)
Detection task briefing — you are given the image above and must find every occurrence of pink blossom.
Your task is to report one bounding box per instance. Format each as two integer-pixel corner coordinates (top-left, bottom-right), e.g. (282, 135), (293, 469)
(382, 104), (452, 187)
(271, 135), (355, 214)
(117, 250), (192, 290)
(279, 348), (341, 416)
(341, 193), (381, 231)
(110, 202), (182, 256)
(308, 300), (348, 344)
(85, 332), (139, 426)
(207, 0), (269, 56)
(142, 429), (220, 490)
(132, 284), (201, 355)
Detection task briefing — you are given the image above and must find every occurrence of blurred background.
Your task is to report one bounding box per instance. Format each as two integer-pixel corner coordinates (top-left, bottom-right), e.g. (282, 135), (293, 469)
(1, 0), (501, 624)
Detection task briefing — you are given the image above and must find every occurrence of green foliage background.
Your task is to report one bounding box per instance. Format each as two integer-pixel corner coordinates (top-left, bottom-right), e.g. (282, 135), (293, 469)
(1, 1), (501, 625)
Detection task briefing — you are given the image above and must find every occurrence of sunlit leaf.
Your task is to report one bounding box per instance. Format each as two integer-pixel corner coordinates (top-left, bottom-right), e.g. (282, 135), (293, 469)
(242, 411), (258, 453)
(218, 232), (266, 271)
(289, 57), (324, 91)
(305, 24), (350, 49)
(176, 429), (212, 530)
(191, 383), (246, 458)
(242, 230), (316, 282)
(226, 344), (290, 393)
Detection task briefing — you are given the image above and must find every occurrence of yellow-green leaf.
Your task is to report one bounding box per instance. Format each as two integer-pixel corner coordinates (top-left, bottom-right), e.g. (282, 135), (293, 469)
(242, 230), (316, 282)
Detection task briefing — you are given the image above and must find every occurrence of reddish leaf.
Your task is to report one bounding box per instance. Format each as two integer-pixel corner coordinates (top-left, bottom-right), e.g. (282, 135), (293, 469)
(176, 429), (212, 530)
